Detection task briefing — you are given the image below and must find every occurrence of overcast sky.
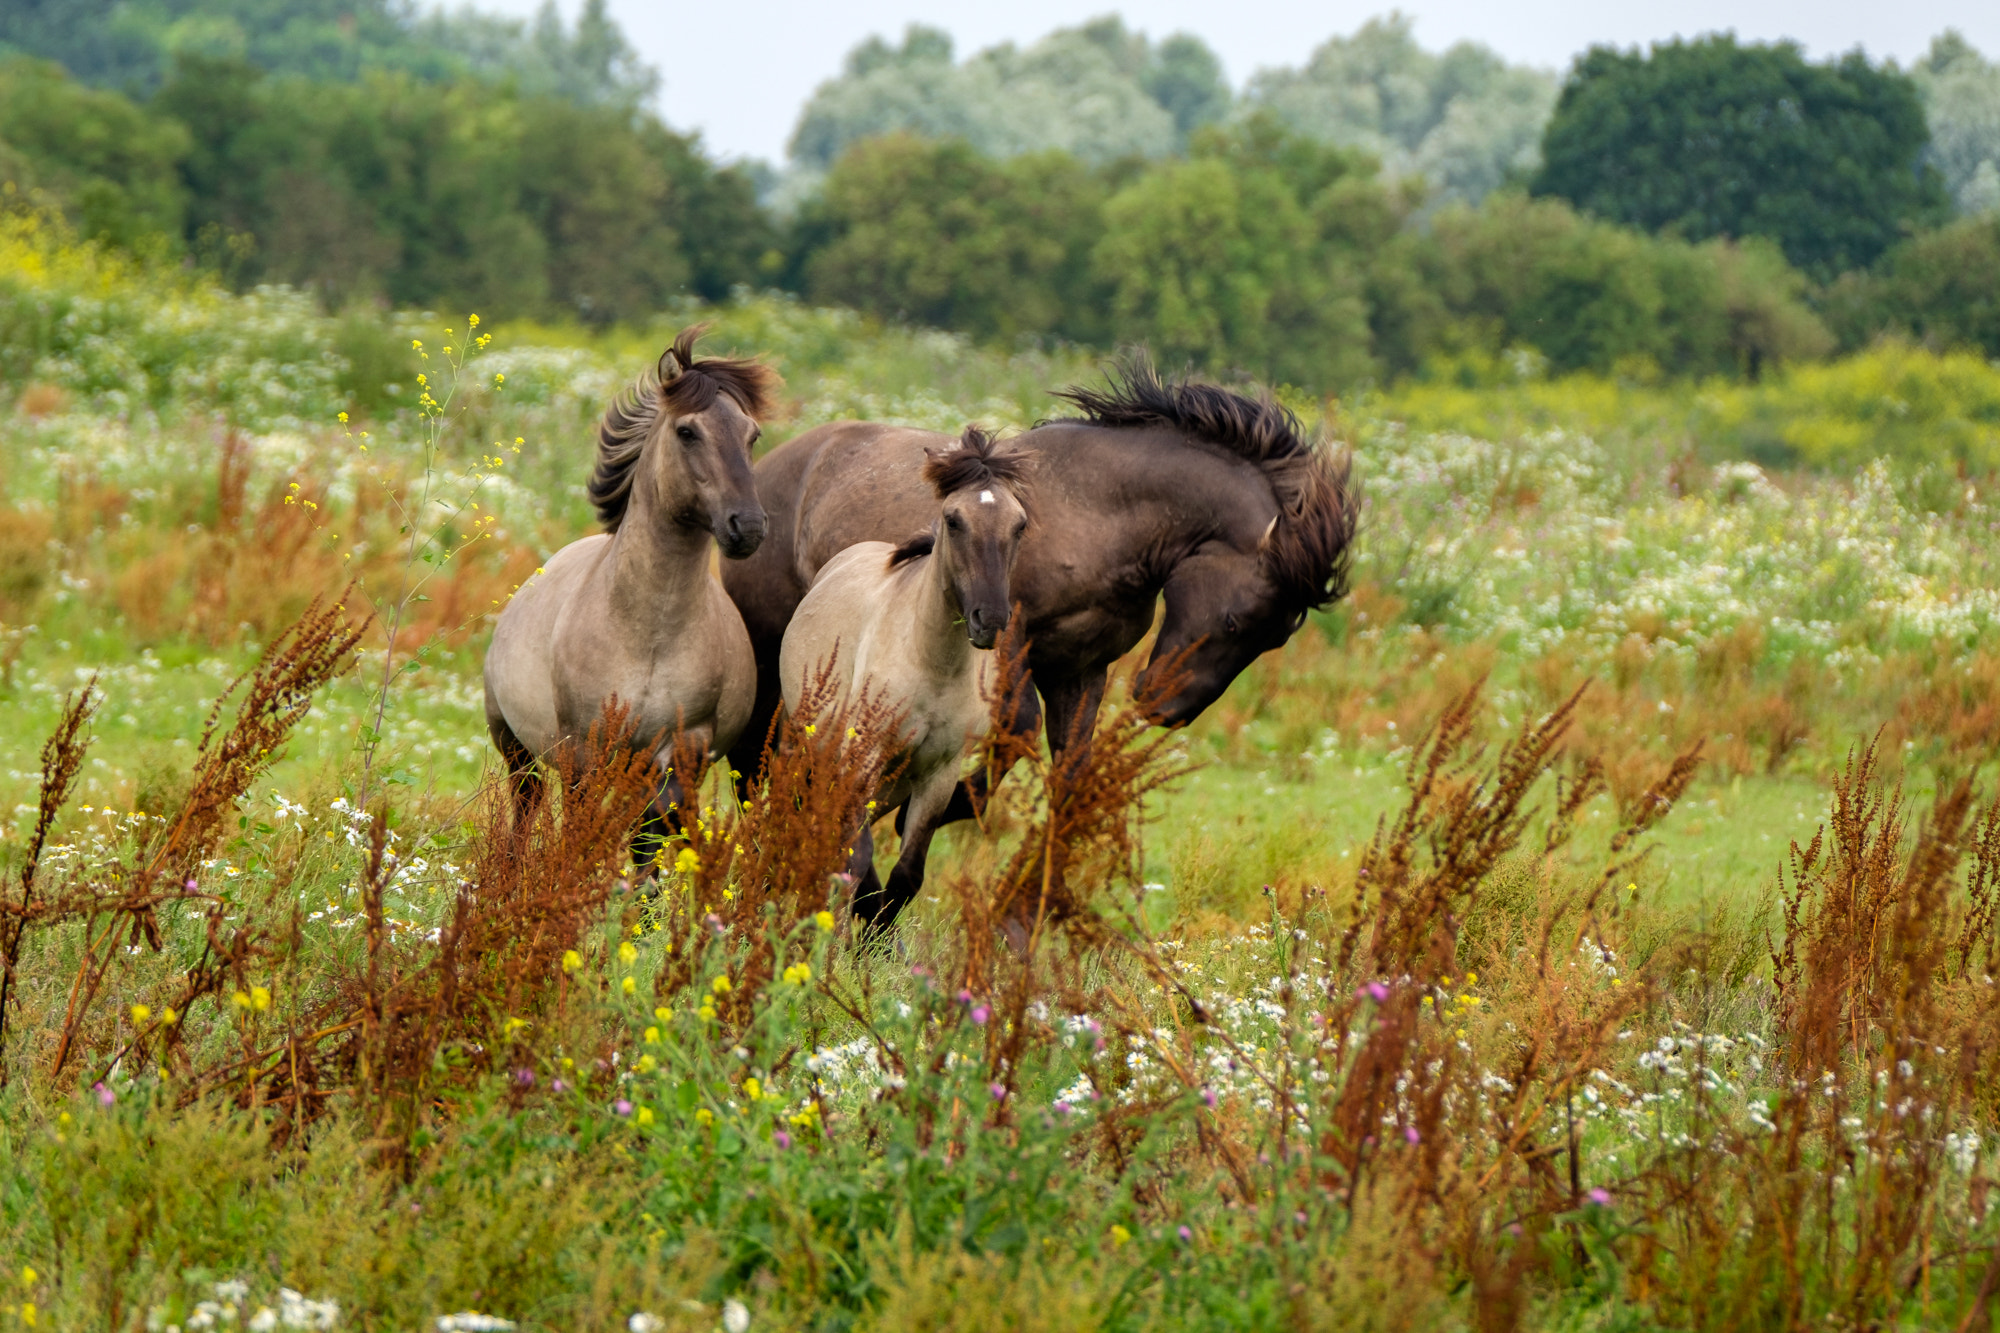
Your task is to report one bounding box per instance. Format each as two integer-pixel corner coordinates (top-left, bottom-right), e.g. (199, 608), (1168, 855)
(483, 0), (2000, 164)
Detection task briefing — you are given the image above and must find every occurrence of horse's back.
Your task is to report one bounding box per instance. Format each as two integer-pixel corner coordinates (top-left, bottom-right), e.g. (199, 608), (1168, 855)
(793, 424), (953, 580)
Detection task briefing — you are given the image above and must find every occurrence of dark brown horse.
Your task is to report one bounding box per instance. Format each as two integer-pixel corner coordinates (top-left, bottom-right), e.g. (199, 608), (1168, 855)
(723, 358), (1355, 912)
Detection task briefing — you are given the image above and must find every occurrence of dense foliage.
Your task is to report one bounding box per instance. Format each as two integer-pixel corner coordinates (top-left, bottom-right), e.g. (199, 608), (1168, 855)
(1533, 36), (1949, 277)
(795, 123), (1831, 385)
(0, 0), (656, 106)
(0, 49), (773, 322)
(1914, 32), (2000, 215)
(1243, 15), (1559, 210)
(788, 18), (1231, 174)
(3, 4), (2000, 386)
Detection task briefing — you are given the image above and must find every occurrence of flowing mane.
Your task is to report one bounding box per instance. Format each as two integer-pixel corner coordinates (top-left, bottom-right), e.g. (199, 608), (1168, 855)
(1052, 356), (1356, 610)
(589, 324), (782, 532)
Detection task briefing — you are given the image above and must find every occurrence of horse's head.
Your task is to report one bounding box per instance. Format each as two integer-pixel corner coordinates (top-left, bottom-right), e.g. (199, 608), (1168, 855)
(1138, 451), (1356, 727)
(588, 324), (780, 558)
(926, 426), (1030, 649)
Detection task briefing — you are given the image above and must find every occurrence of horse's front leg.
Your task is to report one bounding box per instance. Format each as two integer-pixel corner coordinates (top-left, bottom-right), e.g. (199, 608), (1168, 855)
(1038, 670), (1108, 763)
(860, 771), (955, 933)
(924, 670), (1045, 831)
(631, 731), (711, 876)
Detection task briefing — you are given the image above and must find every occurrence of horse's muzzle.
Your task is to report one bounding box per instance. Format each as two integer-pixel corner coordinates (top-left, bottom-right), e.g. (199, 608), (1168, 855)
(966, 605), (1009, 650)
(717, 508), (767, 559)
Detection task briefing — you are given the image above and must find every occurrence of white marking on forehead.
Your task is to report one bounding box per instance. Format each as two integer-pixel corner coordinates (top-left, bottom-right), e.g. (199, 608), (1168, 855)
(978, 489), (995, 505)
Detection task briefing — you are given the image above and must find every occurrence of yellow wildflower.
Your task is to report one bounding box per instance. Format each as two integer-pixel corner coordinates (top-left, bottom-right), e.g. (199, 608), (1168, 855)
(562, 950), (583, 973)
(1110, 1225), (1131, 1247)
(743, 1077), (762, 1101)
(636, 1106), (654, 1126)
(673, 847), (700, 874)
(815, 911), (835, 931)
(711, 975), (732, 995)
(618, 941), (638, 965)
(621, 977), (637, 995)
(130, 1004), (150, 1024)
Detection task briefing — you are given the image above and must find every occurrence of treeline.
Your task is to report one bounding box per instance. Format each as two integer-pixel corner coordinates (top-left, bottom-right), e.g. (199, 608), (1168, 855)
(0, 0), (658, 106)
(0, 52), (774, 321)
(4, 7), (2000, 393)
(789, 125), (1835, 385)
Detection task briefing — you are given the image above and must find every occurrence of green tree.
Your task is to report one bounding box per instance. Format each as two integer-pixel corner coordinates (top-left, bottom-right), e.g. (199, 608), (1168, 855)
(786, 18), (1227, 174)
(1913, 32), (2000, 215)
(799, 135), (1106, 342)
(1532, 36), (1948, 276)
(0, 56), (188, 249)
(1824, 214), (2000, 355)
(1371, 192), (1828, 378)
(1091, 119), (1388, 387)
(0, 0), (656, 106)
(1244, 16), (1557, 208)
(147, 54), (764, 319)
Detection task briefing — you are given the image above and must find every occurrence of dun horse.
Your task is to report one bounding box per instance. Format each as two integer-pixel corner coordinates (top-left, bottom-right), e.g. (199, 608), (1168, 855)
(778, 427), (1030, 927)
(726, 354), (1355, 776)
(483, 326), (777, 857)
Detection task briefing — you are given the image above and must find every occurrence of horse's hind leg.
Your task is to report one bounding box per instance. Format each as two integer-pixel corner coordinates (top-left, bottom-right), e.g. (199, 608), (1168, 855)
(486, 706), (544, 836)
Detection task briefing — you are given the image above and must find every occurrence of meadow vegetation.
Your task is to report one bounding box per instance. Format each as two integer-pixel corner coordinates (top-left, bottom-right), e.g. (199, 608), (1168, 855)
(5, 214), (2000, 1330)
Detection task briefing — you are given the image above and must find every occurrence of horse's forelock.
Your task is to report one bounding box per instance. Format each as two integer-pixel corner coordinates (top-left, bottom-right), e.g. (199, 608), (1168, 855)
(922, 424), (1031, 500)
(656, 321), (781, 421)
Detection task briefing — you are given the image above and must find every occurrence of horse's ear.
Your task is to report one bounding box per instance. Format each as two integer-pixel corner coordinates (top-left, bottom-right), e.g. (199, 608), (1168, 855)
(1258, 515), (1279, 550)
(658, 323), (708, 386)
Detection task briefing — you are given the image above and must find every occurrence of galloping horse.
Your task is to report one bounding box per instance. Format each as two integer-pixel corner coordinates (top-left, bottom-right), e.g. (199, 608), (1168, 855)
(778, 427), (1030, 926)
(484, 326), (778, 855)
(724, 356), (1355, 909)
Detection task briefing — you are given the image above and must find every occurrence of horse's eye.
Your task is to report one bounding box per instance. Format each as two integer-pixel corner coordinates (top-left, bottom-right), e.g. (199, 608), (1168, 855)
(1225, 614), (1240, 635)
(945, 514), (964, 531)
(676, 425), (697, 443)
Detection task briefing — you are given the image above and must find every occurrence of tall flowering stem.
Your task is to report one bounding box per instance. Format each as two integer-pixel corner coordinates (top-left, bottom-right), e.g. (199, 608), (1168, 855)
(349, 314), (515, 806)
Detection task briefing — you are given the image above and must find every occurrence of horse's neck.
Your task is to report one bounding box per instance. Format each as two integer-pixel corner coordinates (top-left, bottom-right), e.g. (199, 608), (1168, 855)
(1054, 429), (1271, 567)
(906, 536), (972, 677)
(607, 483), (710, 620)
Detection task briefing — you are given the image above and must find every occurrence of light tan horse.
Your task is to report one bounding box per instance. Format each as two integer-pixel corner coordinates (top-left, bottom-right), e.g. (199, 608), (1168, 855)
(483, 326), (779, 857)
(779, 427), (1030, 926)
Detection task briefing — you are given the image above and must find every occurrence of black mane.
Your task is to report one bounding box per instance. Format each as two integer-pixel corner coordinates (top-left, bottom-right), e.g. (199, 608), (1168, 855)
(1053, 357), (1311, 468)
(1053, 354), (1356, 610)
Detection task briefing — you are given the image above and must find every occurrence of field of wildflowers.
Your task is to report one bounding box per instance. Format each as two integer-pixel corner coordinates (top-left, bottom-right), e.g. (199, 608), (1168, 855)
(3, 214), (2000, 1330)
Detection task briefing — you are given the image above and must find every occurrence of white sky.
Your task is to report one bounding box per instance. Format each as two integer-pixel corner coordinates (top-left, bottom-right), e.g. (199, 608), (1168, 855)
(485, 0), (2000, 164)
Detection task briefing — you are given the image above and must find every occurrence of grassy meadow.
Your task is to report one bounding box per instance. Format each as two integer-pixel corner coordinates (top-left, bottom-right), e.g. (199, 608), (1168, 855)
(5, 214), (2000, 1329)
